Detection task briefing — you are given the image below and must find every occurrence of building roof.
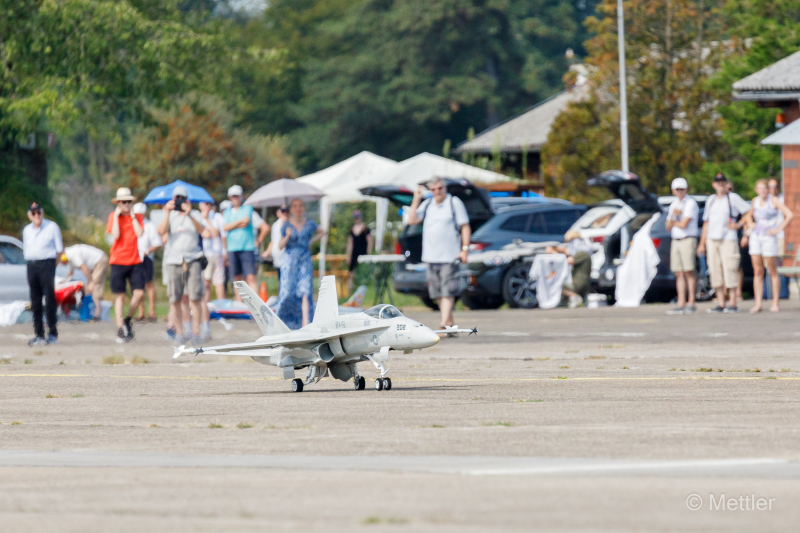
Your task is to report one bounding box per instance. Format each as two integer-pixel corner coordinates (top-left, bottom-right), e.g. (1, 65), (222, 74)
(454, 82), (588, 155)
(761, 118), (800, 146)
(733, 49), (800, 100)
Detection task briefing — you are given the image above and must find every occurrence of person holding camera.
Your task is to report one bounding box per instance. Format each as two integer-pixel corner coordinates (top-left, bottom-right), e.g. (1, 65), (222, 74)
(157, 186), (213, 342)
(407, 177), (470, 333)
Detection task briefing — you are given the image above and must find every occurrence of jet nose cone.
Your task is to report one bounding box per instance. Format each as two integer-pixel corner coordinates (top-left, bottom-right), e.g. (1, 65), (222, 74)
(411, 326), (440, 348)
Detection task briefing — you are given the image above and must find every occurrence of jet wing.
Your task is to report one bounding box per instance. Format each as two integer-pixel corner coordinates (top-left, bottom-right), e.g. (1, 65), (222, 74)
(193, 324), (390, 353)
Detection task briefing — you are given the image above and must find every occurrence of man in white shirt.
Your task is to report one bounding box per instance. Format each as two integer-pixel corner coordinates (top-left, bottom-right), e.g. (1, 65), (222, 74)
(665, 178), (699, 315)
(132, 203), (162, 322)
(407, 177), (470, 331)
(61, 244), (109, 321)
(22, 202), (63, 346)
(697, 173), (750, 313)
(262, 204), (287, 281)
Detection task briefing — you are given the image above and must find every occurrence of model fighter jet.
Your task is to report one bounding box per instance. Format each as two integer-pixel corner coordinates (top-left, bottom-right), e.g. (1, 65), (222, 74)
(173, 277), (477, 392)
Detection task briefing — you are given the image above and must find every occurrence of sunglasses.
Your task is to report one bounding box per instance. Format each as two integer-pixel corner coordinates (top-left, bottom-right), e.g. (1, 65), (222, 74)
(31, 209), (43, 215)
(120, 200), (132, 205)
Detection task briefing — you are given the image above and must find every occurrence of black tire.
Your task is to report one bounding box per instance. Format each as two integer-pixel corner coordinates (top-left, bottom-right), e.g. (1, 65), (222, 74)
(291, 378), (303, 393)
(354, 376), (366, 390)
(502, 263), (538, 309)
(382, 378), (392, 391)
(461, 294), (503, 310)
(374, 378), (384, 391)
(420, 295), (439, 311)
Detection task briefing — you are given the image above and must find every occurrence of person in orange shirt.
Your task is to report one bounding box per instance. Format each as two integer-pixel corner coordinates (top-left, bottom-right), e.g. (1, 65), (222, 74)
(107, 188), (144, 342)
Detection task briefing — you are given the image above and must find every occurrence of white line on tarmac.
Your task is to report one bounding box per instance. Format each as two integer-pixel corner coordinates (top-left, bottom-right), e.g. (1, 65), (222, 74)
(0, 451), (793, 478)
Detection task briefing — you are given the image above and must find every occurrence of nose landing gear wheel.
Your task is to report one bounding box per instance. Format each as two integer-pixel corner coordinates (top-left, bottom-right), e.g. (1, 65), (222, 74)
(382, 378), (392, 390)
(354, 376), (365, 390)
(374, 378), (384, 391)
(291, 378), (304, 393)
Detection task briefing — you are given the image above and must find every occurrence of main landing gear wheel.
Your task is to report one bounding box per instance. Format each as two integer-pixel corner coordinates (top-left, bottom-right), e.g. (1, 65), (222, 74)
(374, 378), (384, 391)
(291, 378), (304, 393)
(354, 376), (366, 390)
(382, 378), (392, 390)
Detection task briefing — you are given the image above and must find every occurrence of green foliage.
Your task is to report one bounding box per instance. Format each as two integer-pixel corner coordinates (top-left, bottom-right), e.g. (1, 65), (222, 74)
(0, 154), (65, 235)
(118, 93), (296, 201)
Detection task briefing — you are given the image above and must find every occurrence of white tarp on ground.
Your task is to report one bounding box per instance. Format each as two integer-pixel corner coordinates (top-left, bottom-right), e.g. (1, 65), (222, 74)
(297, 151), (398, 275)
(379, 152), (515, 188)
(614, 214), (661, 307)
(529, 254), (572, 309)
(0, 301), (27, 326)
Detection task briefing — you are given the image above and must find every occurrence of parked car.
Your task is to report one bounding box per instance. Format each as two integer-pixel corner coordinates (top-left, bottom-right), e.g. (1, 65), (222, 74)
(463, 202), (586, 308)
(360, 179), (495, 310)
(0, 235), (87, 302)
(585, 171), (754, 302)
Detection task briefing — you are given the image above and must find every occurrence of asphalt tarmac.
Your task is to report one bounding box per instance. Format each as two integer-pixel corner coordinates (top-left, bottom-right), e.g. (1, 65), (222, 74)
(1, 299), (799, 531)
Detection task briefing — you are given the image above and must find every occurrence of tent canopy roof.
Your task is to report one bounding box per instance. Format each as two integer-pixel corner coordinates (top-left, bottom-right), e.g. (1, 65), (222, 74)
(297, 151), (398, 203)
(379, 152), (516, 188)
(761, 119), (800, 145)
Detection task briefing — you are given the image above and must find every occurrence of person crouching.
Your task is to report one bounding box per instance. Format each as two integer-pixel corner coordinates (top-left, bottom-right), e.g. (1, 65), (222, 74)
(546, 230), (592, 308)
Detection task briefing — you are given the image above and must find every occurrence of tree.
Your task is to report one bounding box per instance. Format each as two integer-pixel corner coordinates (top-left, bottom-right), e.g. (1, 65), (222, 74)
(543, 0), (730, 201)
(117, 94), (296, 201)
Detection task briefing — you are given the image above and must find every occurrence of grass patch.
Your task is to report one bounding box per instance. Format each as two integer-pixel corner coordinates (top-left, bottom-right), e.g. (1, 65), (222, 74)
(470, 397), (484, 401)
(0, 358), (12, 364)
(58, 360), (65, 365)
(70, 393), (84, 398)
(426, 424), (445, 428)
(512, 399), (543, 403)
(208, 422), (223, 429)
(556, 376), (567, 379)
(564, 350), (579, 354)
(765, 376), (777, 380)
(85, 358), (91, 364)
(45, 394), (58, 398)
(236, 422), (253, 429)
(692, 368), (722, 373)
(34, 351), (44, 356)
(11, 421), (22, 425)
(131, 356), (149, 365)
(780, 369), (791, 373)
(24, 359), (33, 364)
(559, 366), (570, 369)
(102, 356), (124, 365)
(361, 516), (409, 525)
(150, 424), (160, 428)
(535, 357), (550, 361)
(585, 355), (605, 360)
(597, 366), (605, 369)
(482, 421), (516, 427)
(729, 368), (761, 373)
(620, 366), (630, 370)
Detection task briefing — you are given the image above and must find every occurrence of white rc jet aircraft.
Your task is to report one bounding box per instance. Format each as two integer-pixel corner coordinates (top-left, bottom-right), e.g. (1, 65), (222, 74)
(173, 276), (477, 392)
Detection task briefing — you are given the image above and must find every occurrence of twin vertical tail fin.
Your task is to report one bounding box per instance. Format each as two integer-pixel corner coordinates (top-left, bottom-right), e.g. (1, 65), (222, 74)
(234, 281), (290, 336)
(312, 275), (339, 325)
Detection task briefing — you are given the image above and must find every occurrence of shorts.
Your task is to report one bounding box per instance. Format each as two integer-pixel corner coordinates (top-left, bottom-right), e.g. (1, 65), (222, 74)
(749, 233), (778, 258)
(426, 263), (461, 299)
(670, 238), (697, 272)
(141, 256), (155, 283)
(166, 261), (204, 303)
(91, 254), (109, 286)
(706, 239), (740, 289)
(228, 250), (256, 278)
(203, 255), (226, 285)
(110, 263), (146, 294)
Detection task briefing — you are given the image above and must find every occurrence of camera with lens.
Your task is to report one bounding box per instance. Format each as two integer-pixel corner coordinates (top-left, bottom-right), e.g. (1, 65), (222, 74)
(174, 196), (186, 210)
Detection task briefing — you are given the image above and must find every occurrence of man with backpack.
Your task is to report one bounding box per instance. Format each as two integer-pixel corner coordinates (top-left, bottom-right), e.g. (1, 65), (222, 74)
(407, 177), (471, 332)
(697, 173), (750, 313)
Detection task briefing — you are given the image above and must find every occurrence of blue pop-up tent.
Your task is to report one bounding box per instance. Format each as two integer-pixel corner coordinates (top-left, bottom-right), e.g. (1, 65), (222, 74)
(142, 180), (215, 205)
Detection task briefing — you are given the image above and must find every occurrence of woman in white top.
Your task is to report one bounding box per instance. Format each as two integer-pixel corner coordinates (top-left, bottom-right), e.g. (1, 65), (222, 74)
(740, 179), (793, 313)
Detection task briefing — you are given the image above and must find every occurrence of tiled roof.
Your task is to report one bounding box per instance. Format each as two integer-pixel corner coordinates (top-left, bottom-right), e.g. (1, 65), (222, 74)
(733, 50), (800, 94)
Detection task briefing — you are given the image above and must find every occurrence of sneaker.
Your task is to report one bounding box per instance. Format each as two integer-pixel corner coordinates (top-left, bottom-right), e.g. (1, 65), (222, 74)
(666, 307), (685, 315)
(165, 327), (177, 341)
(89, 316), (102, 323)
(684, 306), (697, 314)
(28, 336), (47, 347)
(123, 317), (135, 341)
(707, 306), (725, 314)
(724, 306), (740, 313)
(46, 334), (58, 345)
(117, 327), (130, 343)
(568, 295), (584, 309)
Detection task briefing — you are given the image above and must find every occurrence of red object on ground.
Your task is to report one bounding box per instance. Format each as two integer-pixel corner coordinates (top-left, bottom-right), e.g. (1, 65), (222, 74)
(55, 281), (84, 316)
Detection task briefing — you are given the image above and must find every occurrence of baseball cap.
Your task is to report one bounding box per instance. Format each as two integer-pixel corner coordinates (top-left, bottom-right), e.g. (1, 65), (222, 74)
(671, 177), (688, 190)
(713, 172), (727, 182)
(28, 202), (42, 212)
(227, 185), (243, 197)
(132, 202), (147, 215)
(173, 185), (188, 198)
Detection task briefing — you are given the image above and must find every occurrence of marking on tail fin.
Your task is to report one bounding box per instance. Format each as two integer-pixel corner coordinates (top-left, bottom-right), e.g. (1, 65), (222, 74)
(233, 281), (290, 336)
(312, 276), (339, 324)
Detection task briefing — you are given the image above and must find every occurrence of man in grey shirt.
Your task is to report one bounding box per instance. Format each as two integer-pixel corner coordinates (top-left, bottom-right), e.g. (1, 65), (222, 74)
(407, 177), (470, 332)
(157, 186), (215, 341)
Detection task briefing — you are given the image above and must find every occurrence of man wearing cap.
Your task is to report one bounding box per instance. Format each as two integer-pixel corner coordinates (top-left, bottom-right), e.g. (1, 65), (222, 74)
(665, 178), (699, 315)
(22, 202), (63, 346)
(107, 187), (145, 341)
(60, 244), (109, 321)
(697, 173), (750, 313)
(132, 203), (162, 322)
(158, 186), (214, 342)
(222, 185), (265, 298)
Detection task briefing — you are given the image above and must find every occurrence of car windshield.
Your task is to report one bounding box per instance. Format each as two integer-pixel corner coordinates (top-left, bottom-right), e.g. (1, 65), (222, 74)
(364, 305), (404, 319)
(0, 242), (25, 265)
(572, 207), (620, 230)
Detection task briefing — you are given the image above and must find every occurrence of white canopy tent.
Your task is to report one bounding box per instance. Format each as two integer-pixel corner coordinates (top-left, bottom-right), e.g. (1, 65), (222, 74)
(297, 151), (398, 276)
(379, 152), (516, 188)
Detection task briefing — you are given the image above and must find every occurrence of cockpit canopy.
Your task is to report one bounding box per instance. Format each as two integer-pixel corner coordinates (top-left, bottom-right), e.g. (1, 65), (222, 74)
(364, 305), (404, 320)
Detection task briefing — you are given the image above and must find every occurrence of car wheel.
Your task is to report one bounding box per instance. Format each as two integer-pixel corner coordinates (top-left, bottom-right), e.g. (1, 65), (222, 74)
(420, 295), (440, 311)
(461, 294), (503, 310)
(502, 263), (537, 309)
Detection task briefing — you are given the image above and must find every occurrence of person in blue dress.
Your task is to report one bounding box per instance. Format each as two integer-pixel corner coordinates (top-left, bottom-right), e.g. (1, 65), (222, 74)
(277, 198), (326, 329)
